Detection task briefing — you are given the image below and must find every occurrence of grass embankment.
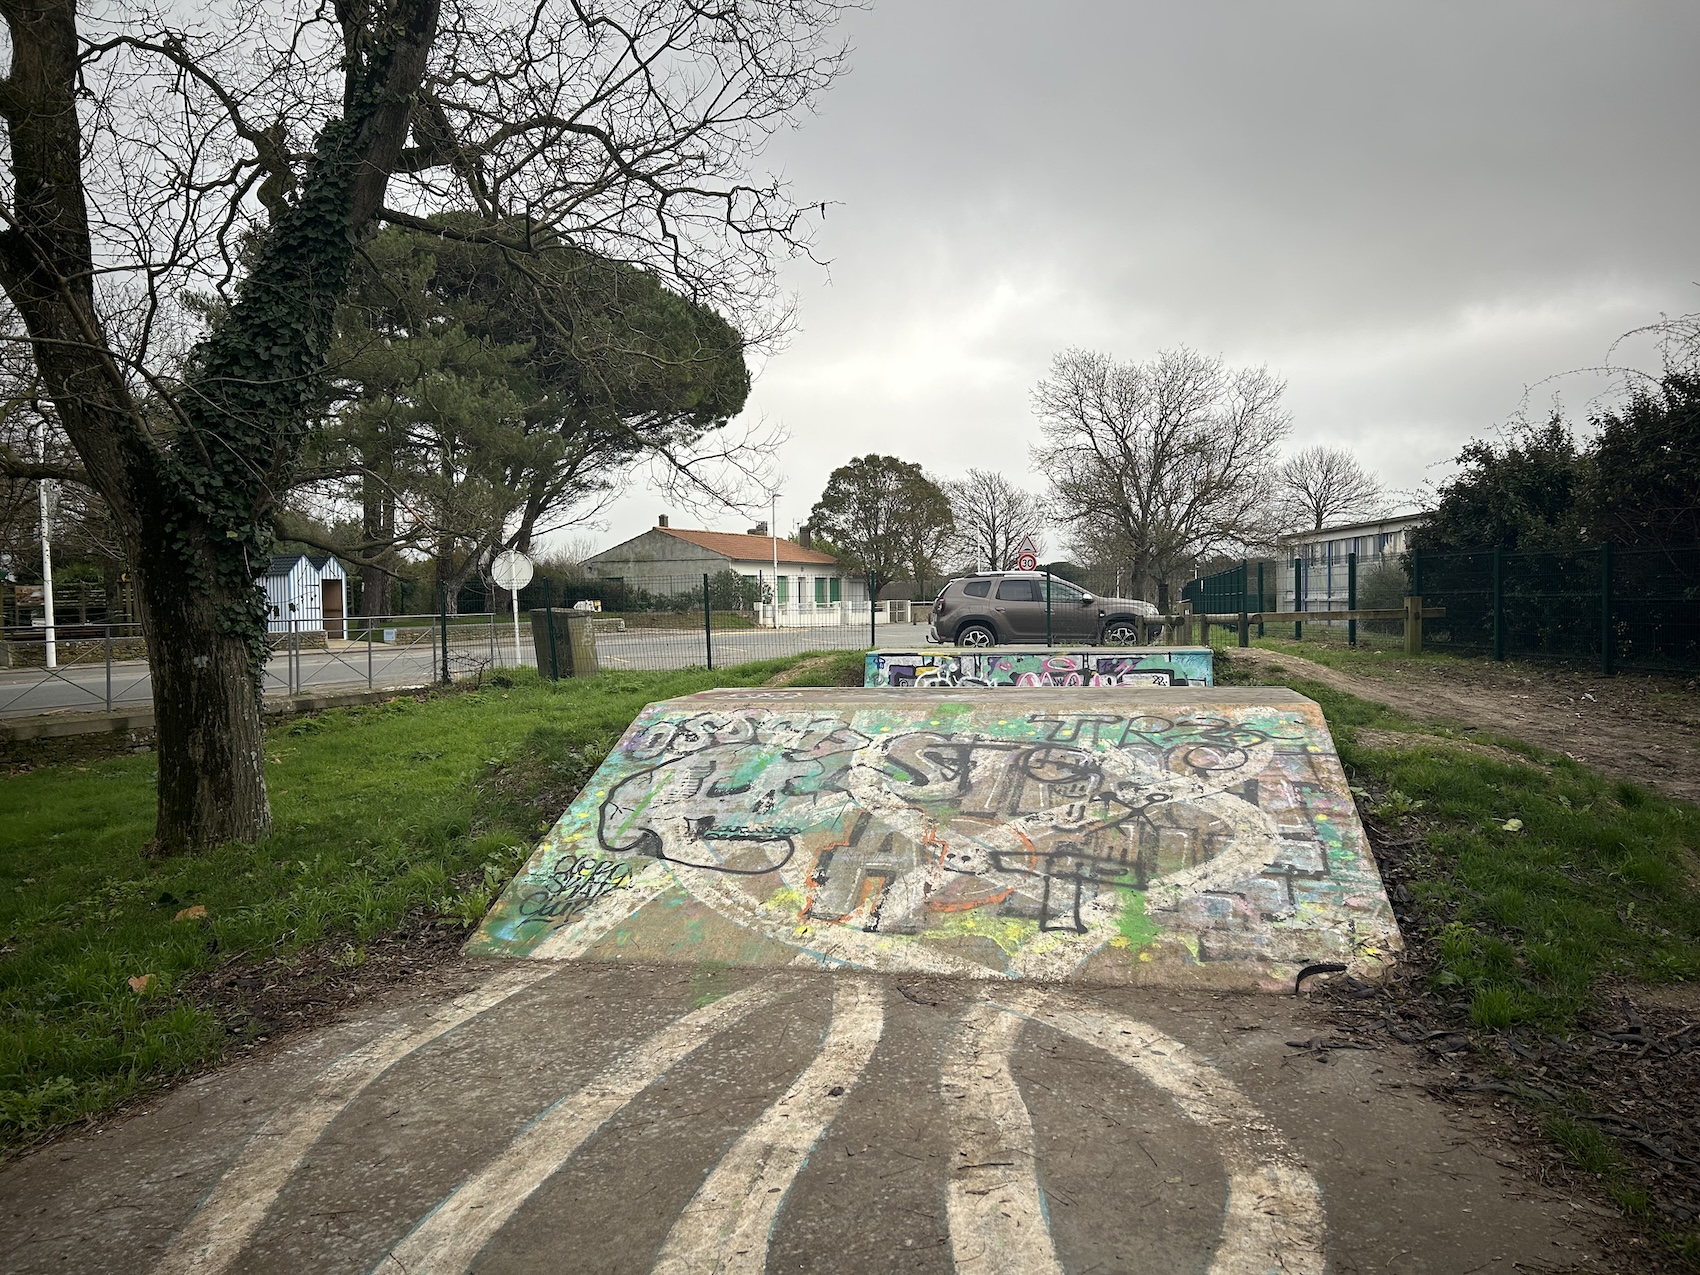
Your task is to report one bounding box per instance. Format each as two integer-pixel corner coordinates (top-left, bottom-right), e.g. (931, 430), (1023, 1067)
(0, 653), (860, 1153)
(1223, 652), (1700, 1260)
(1224, 656), (1700, 1027)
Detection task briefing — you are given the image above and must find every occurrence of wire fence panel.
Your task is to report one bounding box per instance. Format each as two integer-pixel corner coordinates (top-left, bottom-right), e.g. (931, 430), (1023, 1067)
(1173, 542), (1698, 672)
(0, 622), (150, 717)
(1417, 544), (1700, 671)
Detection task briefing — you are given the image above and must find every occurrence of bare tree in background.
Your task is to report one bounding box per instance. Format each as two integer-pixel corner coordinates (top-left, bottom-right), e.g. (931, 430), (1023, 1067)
(1031, 347), (1289, 606)
(945, 468), (1041, 570)
(0, 0), (847, 851)
(1277, 445), (1385, 532)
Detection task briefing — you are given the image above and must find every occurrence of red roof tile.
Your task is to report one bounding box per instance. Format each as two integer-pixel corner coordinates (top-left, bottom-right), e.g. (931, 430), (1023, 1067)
(659, 527), (839, 566)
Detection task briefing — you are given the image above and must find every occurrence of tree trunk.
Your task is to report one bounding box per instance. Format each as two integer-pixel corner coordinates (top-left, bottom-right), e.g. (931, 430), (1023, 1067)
(136, 551), (271, 850)
(0, 0), (441, 851)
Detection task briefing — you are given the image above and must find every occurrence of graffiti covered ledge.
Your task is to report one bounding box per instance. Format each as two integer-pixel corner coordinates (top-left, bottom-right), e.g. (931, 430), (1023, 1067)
(468, 686), (1403, 991)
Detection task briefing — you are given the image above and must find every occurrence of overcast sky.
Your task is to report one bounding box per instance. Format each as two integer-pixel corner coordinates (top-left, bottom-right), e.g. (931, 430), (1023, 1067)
(586, 0), (1699, 556)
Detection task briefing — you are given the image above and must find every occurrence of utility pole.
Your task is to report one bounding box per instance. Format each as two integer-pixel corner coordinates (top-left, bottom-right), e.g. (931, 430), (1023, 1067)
(770, 491), (780, 628)
(37, 433), (56, 669)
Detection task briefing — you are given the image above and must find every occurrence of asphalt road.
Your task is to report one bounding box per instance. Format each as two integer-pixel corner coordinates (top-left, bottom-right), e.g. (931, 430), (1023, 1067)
(0, 624), (938, 719)
(0, 962), (1608, 1274)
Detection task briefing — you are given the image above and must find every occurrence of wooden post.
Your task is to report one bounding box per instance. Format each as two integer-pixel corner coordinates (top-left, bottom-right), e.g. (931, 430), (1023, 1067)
(1404, 594), (1422, 656)
(1256, 561), (1265, 638)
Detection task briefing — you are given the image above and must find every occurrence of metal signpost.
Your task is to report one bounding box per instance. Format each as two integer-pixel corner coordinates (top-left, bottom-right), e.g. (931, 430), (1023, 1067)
(491, 549), (535, 669)
(1014, 533), (1038, 574)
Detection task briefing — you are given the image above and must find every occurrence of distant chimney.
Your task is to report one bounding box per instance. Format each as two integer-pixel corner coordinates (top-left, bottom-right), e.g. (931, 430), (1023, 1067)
(798, 527), (813, 550)
(657, 514), (669, 528)
(749, 520), (769, 536)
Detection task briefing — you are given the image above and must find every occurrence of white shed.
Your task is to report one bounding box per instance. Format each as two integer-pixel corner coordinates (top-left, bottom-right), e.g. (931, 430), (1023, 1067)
(261, 553), (349, 635)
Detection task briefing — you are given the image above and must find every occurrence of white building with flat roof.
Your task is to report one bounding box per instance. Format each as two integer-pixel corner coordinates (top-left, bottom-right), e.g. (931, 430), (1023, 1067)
(1275, 512), (1430, 611)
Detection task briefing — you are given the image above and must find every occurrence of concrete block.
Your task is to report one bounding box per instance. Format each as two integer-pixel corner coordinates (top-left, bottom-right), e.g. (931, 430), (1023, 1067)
(470, 685), (1401, 991)
(864, 646), (1214, 688)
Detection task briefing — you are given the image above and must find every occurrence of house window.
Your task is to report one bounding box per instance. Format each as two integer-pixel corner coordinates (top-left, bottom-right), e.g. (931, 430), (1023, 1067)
(829, 577), (841, 603)
(776, 576), (788, 604)
(814, 577), (827, 605)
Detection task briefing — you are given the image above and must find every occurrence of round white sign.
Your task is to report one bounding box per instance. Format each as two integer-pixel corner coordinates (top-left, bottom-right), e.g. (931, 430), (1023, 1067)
(491, 549), (535, 591)
(1015, 552), (1038, 572)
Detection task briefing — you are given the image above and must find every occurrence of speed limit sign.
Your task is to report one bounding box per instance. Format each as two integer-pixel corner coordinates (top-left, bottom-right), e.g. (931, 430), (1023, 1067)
(1015, 552), (1038, 571)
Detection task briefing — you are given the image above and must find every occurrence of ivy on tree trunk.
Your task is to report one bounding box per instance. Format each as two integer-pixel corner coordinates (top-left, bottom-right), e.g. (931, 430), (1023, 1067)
(0, 0), (441, 851)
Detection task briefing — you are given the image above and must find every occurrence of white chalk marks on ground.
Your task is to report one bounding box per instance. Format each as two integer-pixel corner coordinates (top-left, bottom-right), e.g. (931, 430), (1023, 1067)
(150, 965), (555, 1275)
(950, 990), (1327, 1275)
(650, 978), (885, 1275)
(381, 980), (793, 1274)
(154, 977), (1325, 1275)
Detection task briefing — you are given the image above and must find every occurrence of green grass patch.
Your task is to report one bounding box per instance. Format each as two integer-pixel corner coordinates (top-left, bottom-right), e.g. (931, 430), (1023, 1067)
(0, 657), (819, 1151)
(1220, 652), (1700, 1031)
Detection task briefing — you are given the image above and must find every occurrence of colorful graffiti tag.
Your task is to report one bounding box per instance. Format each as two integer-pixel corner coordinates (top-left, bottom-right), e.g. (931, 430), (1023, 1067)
(470, 687), (1399, 990)
(863, 646), (1214, 689)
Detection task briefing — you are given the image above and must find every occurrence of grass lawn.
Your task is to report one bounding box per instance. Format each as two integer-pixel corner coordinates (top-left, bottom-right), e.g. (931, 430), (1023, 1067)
(1218, 654), (1700, 1028)
(0, 654), (859, 1153)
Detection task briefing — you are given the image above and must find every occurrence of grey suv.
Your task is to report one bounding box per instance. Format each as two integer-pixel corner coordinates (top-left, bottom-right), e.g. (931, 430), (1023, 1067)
(927, 572), (1162, 647)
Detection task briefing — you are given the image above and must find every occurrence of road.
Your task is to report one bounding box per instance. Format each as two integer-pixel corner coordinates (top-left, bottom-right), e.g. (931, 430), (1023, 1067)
(0, 962), (1608, 1274)
(0, 624), (937, 719)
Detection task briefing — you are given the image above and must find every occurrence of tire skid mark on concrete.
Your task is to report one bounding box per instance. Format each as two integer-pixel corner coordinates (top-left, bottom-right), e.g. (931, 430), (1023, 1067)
(995, 991), (1328, 1275)
(650, 978), (886, 1275)
(150, 965), (557, 1275)
(944, 999), (1065, 1275)
(376, 981), (786, 1275)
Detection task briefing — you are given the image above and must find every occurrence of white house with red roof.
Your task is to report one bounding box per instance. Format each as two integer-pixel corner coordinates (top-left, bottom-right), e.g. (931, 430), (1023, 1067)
(582, 517), (866, 625)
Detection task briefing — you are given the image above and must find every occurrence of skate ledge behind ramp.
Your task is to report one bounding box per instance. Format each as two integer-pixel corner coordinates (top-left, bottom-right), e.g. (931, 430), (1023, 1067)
(864, 646), (1214, 687)
(468, 686), (1402, 991)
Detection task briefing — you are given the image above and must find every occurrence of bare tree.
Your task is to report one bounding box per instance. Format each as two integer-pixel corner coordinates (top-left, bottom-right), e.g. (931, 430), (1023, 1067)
(0, 0), (847, 851)
(1277, 445), (1385, 532)
(1031, 347), (1289, 606)
(945, 468), (1041, 570)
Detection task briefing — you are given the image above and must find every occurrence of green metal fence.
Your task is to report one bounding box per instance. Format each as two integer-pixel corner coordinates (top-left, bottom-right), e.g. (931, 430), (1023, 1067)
(1180, 544), (1700, 672)
(1415, 544), (1699, 672)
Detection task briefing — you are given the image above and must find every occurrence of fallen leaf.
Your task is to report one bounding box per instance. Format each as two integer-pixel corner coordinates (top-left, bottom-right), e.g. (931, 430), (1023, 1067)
(128, 974), (156, 994)
(1502, 818), (1524, 832)
(173, 905), (207, 922)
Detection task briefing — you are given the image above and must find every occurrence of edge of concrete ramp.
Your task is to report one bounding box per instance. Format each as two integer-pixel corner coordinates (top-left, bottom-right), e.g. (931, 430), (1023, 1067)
(468, 685), (1402, 990)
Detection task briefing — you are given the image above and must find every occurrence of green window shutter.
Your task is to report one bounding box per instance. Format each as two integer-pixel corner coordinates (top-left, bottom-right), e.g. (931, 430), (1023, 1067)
(815, 577), (827, 604)
(776, 576), (788, 604)
(829, 577), (841, 603)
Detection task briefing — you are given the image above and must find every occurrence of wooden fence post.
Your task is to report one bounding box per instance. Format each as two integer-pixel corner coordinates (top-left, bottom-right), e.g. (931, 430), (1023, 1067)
(1404, 594), (1422, 656)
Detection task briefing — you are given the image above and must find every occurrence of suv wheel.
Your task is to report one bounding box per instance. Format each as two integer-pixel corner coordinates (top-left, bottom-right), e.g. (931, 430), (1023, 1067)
(955, 622), (997, 647)
(1101, 619), (1143, 646)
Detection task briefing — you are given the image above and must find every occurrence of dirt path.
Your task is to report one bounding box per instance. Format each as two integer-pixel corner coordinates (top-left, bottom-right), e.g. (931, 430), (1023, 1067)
(1230, 646), (1700, 806)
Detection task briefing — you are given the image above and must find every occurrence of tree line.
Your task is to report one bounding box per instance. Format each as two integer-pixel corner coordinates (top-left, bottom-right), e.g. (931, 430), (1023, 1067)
(803, 347), (1389, 605)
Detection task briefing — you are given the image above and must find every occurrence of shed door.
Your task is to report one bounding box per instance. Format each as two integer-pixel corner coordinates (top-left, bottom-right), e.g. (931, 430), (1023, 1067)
(321, 579), (345, 639)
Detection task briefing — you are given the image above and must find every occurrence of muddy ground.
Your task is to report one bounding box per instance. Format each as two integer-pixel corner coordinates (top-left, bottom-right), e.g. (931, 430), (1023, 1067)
(1231, 645), (1700, 806)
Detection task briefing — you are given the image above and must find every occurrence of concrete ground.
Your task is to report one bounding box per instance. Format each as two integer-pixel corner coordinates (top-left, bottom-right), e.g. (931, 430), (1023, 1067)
(0, 961), (1608, 1275)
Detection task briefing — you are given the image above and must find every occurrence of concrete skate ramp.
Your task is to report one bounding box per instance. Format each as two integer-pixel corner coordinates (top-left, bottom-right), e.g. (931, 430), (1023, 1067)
(469, 686), (1401, 991)
(865, 646), (1213, 688)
